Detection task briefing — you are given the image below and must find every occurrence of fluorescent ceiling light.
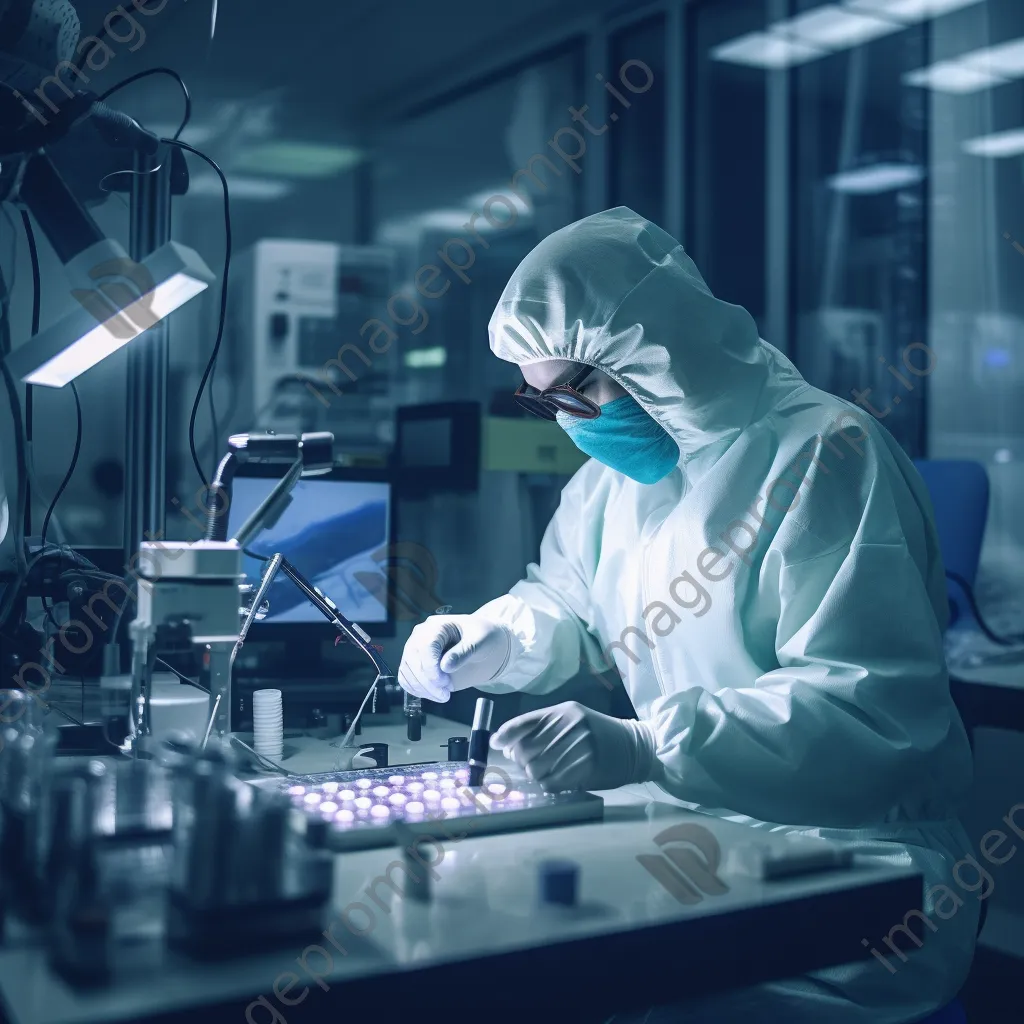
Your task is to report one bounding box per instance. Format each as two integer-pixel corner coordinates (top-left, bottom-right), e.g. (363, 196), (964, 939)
(466, 189), (533, 218)
(417, 210), (475, 231)
(189, 174), (293, 200)
(379, 202), (518, 243)
(232, 142), (364, 178)
(903, 60), (1006, 92)
(960, 37), (1024, 79)
(828, 162), (925, 193)
(845, 0), (984, 21)
(774, 5), (899, 48)
(711, 32), (825, 69)
(404, 347), (447, 369)
(5, 242), (214, 388)
(376, 220), (421, 245)
(962, 128), (1024, 157)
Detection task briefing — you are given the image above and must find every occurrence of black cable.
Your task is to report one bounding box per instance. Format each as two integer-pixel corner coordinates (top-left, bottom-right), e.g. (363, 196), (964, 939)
(244, 548), (270, 562)
(20, 212), (39, 334)
(20, 211), (39, 541)
(40, 383), (83, 632)
(110, 579), (136, 648)
(0, 255), (12, 359)
(48, 703), (85, 728)
(161, 139), (231, 491)
(208, 378), (219, 475)
(0, 207), (17, 338)
(17, 211), (81, 633)
(0, 258), (29, 611)
(946, 570), (1024, 647)
(0, 361), (29, 624)
(95, 67), (192, 140)
(1, 548), (99, 629)
(39, 383), (82, 552)
(155, 656), (208, 691)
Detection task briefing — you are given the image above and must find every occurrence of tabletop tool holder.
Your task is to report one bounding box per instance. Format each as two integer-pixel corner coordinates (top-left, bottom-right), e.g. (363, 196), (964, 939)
(0, 690), (59, 925)
(0, 702), (336, 983)
(120, 431), (334, 755)
(165, 738), (334, 959)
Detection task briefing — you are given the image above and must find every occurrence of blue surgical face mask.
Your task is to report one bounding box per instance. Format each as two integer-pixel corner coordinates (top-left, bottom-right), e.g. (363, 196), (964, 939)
(556, 395), (679, 485)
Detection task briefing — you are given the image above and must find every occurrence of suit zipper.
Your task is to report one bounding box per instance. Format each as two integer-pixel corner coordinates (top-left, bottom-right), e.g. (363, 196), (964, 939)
(640, 521), (669, 700)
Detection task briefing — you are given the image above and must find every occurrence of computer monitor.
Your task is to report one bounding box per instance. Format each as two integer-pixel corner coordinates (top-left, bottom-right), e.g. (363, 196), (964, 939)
(227, 466), (395, 638)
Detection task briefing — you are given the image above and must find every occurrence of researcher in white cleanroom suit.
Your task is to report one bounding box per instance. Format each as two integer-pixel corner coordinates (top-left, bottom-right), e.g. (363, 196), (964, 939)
(398, 207), (978, 1023)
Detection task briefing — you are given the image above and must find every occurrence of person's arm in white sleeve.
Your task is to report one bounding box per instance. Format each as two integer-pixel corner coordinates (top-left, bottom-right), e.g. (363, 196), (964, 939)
(397, 467), (609, 703)
(473, 469), (605, 696)
(644, 536), (969, 828)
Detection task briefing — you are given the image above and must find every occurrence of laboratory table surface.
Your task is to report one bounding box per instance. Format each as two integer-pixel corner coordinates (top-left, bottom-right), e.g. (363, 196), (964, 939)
(0, 716), (923, 1024)
(949, 655), (1024, 732)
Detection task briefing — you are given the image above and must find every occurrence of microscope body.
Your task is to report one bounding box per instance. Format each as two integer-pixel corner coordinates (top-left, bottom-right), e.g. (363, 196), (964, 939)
(130, 541), (243, 745)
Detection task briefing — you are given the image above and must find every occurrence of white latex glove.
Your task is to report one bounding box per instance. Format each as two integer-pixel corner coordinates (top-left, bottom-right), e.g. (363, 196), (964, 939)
(490, 701), (659, 793)
(398, 614), (514, 703)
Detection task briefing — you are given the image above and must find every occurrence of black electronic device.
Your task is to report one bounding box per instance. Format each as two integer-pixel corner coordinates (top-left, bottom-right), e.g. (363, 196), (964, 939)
(392, 401), (481, 498)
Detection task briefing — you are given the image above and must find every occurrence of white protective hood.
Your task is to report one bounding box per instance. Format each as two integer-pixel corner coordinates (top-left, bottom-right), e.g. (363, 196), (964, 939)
(488, 206), (805, 458)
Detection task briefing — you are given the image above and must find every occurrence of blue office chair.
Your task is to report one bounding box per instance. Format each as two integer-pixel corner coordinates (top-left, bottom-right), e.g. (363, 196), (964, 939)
(913, 460), (988, 1024)
(912, 459), (989, 629)
(923, 998), (967, 1023)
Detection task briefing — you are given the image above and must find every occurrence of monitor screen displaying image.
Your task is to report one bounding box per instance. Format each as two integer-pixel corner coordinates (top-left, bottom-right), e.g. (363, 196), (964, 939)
(228, 476), (392, 624)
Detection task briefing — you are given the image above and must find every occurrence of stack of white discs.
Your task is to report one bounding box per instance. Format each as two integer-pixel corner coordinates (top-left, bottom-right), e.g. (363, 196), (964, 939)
(252, 689), (283, 761)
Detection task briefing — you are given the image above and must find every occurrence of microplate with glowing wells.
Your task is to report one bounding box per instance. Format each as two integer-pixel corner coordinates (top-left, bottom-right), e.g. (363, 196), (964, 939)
(249, 761), (604, 852)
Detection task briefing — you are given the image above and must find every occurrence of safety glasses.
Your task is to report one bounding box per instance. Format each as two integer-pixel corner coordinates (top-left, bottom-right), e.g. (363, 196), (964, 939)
(513, 366), (601, 420)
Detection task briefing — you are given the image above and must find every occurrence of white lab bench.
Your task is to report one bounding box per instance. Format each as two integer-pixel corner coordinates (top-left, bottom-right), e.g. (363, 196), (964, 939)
(0, 716), (922, 1024)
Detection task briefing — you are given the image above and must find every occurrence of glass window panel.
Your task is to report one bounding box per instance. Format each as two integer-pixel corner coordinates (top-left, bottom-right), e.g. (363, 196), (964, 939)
(370, 48), (585, 413)
(790, 8), (930, 456)
(610, 15), (668, 225)
(687, 0), (769, 332)
(927, 0), (1024, 602)
(688, 0), (1024, 636)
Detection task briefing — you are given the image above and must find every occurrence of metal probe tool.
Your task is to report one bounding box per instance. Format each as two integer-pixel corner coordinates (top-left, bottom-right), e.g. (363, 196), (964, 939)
(468, 697), (494, 787)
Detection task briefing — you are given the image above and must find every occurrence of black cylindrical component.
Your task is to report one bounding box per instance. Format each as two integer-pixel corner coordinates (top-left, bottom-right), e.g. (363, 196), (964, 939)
(406, 715), (422, 742)
(183, 764), (237, 908)
(539, 859), (579, 907)
(299, 432), (334, 472)
(445, 736), (469, 761)
(115, 758), (153, 832)
(360, 743), (387, 768)
(468, 698), (494, 787)
(20, 154), (106, 263)
(40, 770), (91, 918)
(305, 817), (329, 850)
(250, 792), (290, 902)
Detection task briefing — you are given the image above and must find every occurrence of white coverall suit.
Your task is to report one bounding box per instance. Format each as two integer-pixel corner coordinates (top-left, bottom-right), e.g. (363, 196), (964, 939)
(449, 208), (978, 1022)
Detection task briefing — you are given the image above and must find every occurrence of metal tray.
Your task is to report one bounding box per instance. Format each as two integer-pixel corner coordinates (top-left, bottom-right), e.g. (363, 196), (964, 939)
(249, 760), (604, 852)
